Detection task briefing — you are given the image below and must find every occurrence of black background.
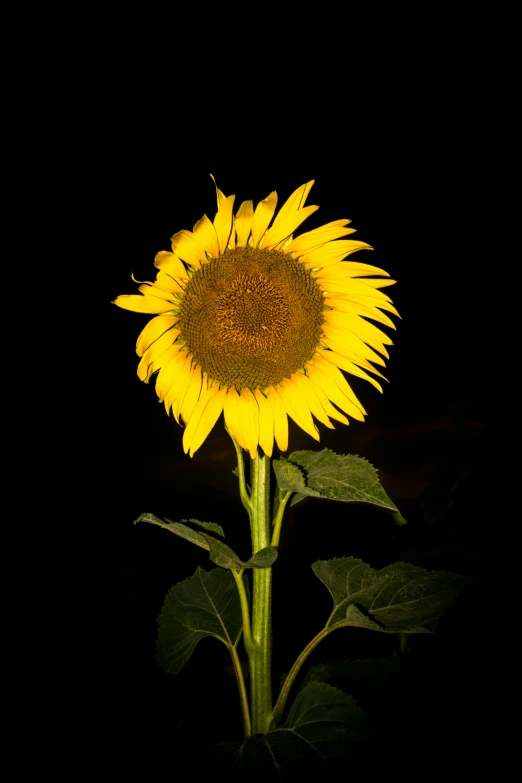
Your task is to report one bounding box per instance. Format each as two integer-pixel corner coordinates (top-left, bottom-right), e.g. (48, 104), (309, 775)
(73, 85), (499, 774)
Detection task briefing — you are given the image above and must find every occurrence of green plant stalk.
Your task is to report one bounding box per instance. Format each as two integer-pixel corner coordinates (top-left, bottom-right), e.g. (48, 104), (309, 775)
(232, 569), (255, 654)
(249, 452), (273, 734)
(229, 643), (252, 737)
(271, 488), (292, 547)
(271, 625), (338, 728)
(228, 428), (251, 514)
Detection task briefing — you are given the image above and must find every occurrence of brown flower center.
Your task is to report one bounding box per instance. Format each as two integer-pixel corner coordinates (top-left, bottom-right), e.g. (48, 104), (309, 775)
(177, 246), (325, 390)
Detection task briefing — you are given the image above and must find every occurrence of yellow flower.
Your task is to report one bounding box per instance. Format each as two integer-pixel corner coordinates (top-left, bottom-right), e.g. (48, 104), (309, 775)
(113, 179), (398, 458)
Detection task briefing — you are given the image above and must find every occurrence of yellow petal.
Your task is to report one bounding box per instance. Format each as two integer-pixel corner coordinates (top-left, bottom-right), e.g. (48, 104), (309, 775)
(285, 220), (355, 255)
(251, 191), (278, 247)
(213, 194), (236, 254)
(112, 294), (174, 314)
(313, 354), (367, 416)
(290, 372), (334, 429)
(301, 241), (374, 270)
(171, 229), (206, 268)
(136, 314), (178, 357)
(153, 271), (185, 295)
(153, 251), (189, 279)
(277, 377), (320, 441)
(262, 205), (320, 249)
(210, 173), (227, 207)
(323, 315), (391, 360)
(332, 294), (400, 318)
(333, 261), (390, 278)
(303, 371), (349, 425)
(163, 352), (193, 416)
(137, 284), (178, 304)
(176, 362), (203, 424)
(183, 383), (227, 457)
(156, 348), (189, 402)
(235, 200), (255, 247)
(238, 388), (260, 459)
(316, 276), (396, 302)
(321, 344), (388, 381)
(321, 323), (387, 367)
(276, 181), (315, 223)
(353, 277), (397, 289)
(267, 386), (288, 452)
(193, 214), (220, 259)
(228, 217), (236, 249)
(137, 332), (180, 382)
(224, 387), (248, 451)
(320, 349), (385, 393)
(306, 361), (365, 421)
(325, 296), (397, 329)
(324, 310), (394, 348)
(254, 389), (274, 457)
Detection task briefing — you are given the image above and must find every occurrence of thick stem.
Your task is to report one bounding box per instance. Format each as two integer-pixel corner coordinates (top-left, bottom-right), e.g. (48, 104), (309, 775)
(249, 453), (273, 734)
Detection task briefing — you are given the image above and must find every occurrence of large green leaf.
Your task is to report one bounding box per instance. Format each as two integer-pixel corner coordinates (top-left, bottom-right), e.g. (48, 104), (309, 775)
(215, 682), (371, 780)
(135, 513), (277, 570)
(156, 566), (245, 674)
(313, 557), (471, 631)
(273, 449), (406, 523)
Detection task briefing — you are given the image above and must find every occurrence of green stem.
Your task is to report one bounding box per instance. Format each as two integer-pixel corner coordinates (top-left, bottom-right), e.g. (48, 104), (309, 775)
(271, 489), (292, 547)
(271, 625), (336, 728)
(230, 644), (252, 738)
(249, 452), (273, 734)
(228, 429), (251, 514)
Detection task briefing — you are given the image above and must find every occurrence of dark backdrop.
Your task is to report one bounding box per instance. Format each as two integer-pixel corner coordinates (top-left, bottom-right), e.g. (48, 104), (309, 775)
(73, 90), (497, 774)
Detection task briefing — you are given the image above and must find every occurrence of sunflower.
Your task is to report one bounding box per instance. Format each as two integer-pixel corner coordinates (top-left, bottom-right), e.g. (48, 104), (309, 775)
(113, 179), (398, 458)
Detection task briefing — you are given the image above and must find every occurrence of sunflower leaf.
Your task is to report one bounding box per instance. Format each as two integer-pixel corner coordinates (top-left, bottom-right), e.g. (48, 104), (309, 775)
(135, 513), (276, 569)
(313, 557), (472, 632)
(187, 519), (225, 537)
(135, 513), (210, 550)
(156, 566), (244, 674)
(214, 682), (371, 779)
(272, 458), (307, 493)
(246, 546), (278, 568)
(276, 449), (402, 516)
(204, 538), (278, 570)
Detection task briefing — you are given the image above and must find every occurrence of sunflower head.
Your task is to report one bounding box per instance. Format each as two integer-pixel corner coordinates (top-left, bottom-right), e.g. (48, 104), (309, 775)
(113, 178), (398, 458)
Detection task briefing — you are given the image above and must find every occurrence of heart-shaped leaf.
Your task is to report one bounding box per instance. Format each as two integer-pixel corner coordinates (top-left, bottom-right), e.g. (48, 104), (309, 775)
(273, 449), (405, 523)
(215, 682), (371, 780)
(156, 566), (245, 674)
(313, 557), (472, 632)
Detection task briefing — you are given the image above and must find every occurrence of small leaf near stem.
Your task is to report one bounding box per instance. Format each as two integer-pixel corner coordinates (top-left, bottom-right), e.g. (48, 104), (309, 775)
(136, 514), (276, 570)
